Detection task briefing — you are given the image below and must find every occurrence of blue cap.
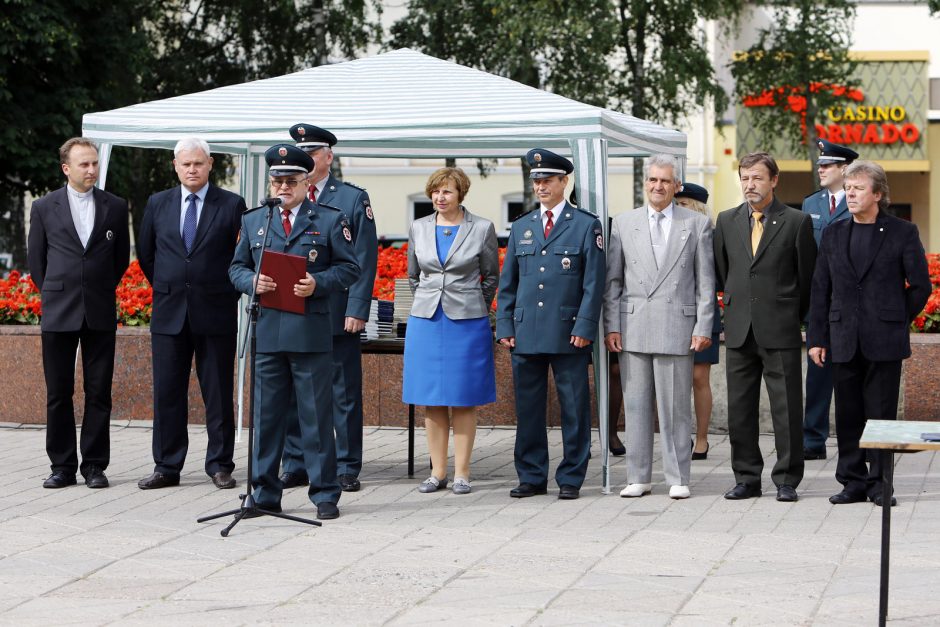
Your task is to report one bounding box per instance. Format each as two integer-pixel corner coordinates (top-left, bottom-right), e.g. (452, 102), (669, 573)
(265, 144), (314, 177)
(816, 138), (858, 165)
(526, 148), (574, 179)
(676, 182), (709, 204)
(290, 123), (337, 150)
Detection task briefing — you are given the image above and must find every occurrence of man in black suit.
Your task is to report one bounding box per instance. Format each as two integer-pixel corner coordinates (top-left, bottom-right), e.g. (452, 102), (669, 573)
(713, 152), (817, 502)
(807, 161), (930, 507)
(27, 137), (130, 489)
(136, 137), (247, 490)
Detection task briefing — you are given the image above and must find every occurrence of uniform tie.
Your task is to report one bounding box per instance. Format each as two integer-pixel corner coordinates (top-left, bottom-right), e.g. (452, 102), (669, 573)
(182, 193), (198, 252)
(829, 195), (836, 216)
(544, 209), (554, 238)
(751, 210), (764, 255)
(651, 211), (666, 269)
(281, 208), (292, 237)
(307, 185), (317, 203)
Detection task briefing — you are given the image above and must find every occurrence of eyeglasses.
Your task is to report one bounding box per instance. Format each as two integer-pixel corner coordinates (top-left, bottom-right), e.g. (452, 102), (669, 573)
(269, 178), (305, 189)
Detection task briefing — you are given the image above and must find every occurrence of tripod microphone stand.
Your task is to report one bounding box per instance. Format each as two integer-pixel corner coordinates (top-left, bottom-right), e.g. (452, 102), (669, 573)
(197, 198), (320, 536)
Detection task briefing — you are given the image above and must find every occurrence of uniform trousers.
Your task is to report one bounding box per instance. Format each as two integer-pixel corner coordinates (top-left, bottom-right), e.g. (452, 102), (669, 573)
(620, 351), (693, 486)
(41, 323), (115, 477)
(832, 351), (902, 499)
(511, 352), (592, 489)
(253, 351), (340, 507)
(726, 328), (804, 489)
(281, 333), (363, 478)
(151, 319), (236, 477)
(803, 355), (834, 452)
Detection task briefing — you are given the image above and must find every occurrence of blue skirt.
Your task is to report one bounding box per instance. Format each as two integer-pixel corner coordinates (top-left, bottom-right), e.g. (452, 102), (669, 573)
(402, 304), (496, 407)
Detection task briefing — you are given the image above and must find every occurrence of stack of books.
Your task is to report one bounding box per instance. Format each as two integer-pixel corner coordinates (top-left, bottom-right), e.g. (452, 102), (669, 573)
(393, 278), (413, 338)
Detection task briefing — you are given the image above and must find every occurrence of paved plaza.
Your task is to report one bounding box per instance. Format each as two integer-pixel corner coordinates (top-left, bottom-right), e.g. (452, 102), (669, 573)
(1, 422), (939, 626)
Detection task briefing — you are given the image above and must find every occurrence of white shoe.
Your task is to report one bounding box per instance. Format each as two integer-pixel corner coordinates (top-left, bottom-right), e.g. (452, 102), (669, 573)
(620, 483), (652, 498)
(669, 485), (691, 499)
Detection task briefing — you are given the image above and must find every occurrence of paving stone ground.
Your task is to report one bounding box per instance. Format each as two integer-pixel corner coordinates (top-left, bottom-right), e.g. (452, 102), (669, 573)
(1, 423), (939, 626)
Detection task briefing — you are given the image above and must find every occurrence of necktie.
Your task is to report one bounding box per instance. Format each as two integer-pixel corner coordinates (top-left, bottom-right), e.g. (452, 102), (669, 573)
(544, 209), (554, 238)
(182, 193), (198, 252)
(830, 195), (836, 216)
(751, 211), (764, 255)
(308, 185), (317, 203)
(281, 208), (292, 237)
(651, 211), (666, 269)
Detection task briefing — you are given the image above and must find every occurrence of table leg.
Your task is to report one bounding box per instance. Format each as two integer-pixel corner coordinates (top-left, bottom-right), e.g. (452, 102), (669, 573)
(878, 449), (893, 627)
(408, 403), (415, 478)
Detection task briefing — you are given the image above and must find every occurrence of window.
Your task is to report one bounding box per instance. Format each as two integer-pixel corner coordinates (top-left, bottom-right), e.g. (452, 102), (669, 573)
(501, 193), (533, 233)
(408, 193), (434, 223)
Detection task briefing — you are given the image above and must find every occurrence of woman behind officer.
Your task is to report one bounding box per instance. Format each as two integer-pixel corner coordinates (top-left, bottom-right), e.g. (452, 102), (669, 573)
(403, 167), (500, 495)
(674, 182), (721, 460)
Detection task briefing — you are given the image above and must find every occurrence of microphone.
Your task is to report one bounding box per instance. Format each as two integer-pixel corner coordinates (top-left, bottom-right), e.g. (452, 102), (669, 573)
(243, 197), (283, 214)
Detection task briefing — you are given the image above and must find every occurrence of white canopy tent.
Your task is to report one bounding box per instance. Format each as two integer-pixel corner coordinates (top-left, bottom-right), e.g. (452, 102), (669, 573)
(82, 48), (687, 493)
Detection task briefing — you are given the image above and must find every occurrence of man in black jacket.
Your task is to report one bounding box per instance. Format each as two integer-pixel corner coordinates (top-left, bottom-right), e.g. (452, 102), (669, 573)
(807, 160), (931, 506)
(136, 138), (247, 490)
(27, 137), (130, 489)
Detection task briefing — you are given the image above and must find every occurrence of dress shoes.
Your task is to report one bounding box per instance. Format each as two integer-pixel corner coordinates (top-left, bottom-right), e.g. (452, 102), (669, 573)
(776, 485), (798, 502)
(609, 435), (626, 457)
(724, 483), (761, 500)
(43, 471), (76, 489)
(316, 502), (340, 520)
(620, 483), (652, 498)
(338, 474), (361, 492)
(804, 448), (827, 460)
(418, 476), (447, 493)
(241, 503), (282, 519)
(211, 471), (236, 489)
(669, 485), (691, 499)
(558, 485), (580, 500)
(84, 466), (109, 489)
(137, 472), (180, 490)
(691, 442), (709, 461)
(509, 482), (548, 498)
(279, 472), (309, 488)
(829, 490), (867, 505)
(870, 494), (897, 507)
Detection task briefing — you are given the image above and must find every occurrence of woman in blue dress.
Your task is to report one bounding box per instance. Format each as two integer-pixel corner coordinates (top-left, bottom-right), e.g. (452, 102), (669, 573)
(403, 167), (499, 494)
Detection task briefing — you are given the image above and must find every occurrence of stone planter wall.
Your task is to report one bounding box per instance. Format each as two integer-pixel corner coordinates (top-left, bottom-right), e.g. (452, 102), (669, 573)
(3, 326), (938, 428)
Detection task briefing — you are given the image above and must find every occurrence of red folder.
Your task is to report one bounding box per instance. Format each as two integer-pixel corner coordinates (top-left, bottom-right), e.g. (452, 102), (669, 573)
(259, 250), (307, 314)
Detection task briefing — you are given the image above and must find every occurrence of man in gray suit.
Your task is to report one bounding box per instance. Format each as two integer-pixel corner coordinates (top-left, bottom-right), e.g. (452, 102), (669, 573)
(603, 154), (715, 500)
(714, 152), (817, 502)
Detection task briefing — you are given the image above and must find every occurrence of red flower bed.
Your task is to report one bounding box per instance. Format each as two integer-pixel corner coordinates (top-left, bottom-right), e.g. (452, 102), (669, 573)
(912, 253), (940, 333)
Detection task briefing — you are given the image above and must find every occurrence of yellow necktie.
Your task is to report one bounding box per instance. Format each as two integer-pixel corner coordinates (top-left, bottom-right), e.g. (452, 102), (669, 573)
(751, 211), (763, 255)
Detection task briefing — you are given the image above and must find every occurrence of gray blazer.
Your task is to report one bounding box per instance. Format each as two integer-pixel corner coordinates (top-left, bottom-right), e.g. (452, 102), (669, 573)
(407, 208), (499, 320)
(603, 205), (715, 355)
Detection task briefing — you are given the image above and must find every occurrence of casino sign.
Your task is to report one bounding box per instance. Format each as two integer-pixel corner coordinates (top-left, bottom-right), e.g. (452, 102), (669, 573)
(819, 96), (921, 146)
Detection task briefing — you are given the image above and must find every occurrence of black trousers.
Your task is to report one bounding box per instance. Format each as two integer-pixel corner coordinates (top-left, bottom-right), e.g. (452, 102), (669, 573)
(151, 320), (236, 477)
(832, 351), (902, 498)
(41, 324), (115, 477)
(725, 328), (804, 489)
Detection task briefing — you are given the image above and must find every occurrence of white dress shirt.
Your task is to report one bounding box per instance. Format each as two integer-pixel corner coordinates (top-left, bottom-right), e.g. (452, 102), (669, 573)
(540, 200), (566, 232)
(66, 184), (96, 248)
(179, 183), (209, 237)
(648, 203), (674, 241)
(831, 188), (846, 208)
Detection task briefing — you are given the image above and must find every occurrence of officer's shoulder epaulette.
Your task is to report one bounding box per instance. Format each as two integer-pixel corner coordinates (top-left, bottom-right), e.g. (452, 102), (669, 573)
(576, 207), (600, 219)
(517, 207), (539, 220)
(342, 180), (366, 192)
(803, 188), (824, 201)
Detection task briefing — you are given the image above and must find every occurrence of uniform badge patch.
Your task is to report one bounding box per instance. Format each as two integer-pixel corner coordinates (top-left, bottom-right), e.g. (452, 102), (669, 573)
(561, 257), (571, 270)
(365, 203), (374, 221)
(106, 230), (113, 240)
(308, 249), (318, 263)
(595, 234), (604, 250)
(278, 146), (288, 157)
(342, 225), (352, 242)
(524, 229), (533, 239)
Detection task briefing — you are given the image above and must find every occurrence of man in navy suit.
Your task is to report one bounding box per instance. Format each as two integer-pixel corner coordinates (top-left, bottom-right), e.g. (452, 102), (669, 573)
(496, 148), (606, 500)
(279, 124), (378, 493)
(808, 161), (930, 506)
(136, 138), (247, 491)
(27, 137), (130, 489)
(229, 144), (359, 520)
(801, 139), (858, 460)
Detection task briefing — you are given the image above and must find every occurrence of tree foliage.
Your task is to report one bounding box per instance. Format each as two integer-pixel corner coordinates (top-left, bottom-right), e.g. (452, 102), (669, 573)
(731, 0), (856, 186)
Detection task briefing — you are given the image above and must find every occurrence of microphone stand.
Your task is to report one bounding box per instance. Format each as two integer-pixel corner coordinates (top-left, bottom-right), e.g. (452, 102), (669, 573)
(198, 198), (321, 536)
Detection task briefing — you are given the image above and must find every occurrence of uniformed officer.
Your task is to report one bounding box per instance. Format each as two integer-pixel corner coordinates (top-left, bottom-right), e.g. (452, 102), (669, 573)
(279, 124), (378, 493)
(496, 148), (606, 500)
(229, 144), (359, 520)
(802, 138), (859, 460)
